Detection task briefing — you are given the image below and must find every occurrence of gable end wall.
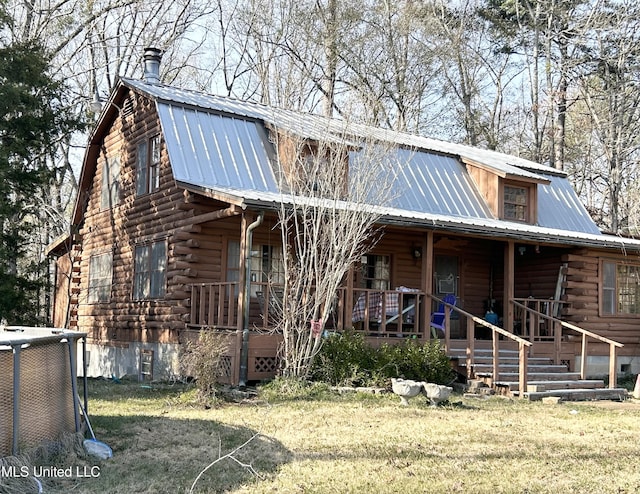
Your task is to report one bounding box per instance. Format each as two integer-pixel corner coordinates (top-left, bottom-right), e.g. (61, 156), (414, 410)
(70, 91), (240, 356)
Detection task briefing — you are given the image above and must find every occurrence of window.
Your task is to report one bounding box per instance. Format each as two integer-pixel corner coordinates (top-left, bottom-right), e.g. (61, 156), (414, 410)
(602, 261), (640, 315)
(139, 349), (154, 382)
(226, 240), (241, 300)
(226, 240), (241, 283)
(88, 252), (113, 303)
(133, 240), (167, 300)
(100, 156), (120, 209)
(136, 135), (161, 196)
(224, 241), (283, 297)
(250, 245), (285, 285)
(503, 185), (528, 222)
(360, 254), (390, 290)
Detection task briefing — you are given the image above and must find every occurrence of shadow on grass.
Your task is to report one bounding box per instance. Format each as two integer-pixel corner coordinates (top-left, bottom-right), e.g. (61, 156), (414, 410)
(41, 413), (292, 494)
(78, 377), (192, 404)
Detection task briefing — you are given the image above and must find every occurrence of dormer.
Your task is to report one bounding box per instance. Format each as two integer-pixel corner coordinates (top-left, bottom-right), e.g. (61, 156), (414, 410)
(463, 158), (551, 225)
(269, 128), (350, 197)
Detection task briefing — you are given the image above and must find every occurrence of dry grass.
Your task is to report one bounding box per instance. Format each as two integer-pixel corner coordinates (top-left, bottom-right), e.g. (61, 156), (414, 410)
(6, 379), (640, 493)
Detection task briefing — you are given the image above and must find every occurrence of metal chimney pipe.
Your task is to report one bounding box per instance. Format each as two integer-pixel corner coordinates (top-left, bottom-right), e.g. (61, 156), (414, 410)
(143, 47), (163, 84)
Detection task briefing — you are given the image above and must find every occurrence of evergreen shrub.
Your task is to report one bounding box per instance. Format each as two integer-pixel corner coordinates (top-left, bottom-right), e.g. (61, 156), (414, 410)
(311, 330), (455, 387)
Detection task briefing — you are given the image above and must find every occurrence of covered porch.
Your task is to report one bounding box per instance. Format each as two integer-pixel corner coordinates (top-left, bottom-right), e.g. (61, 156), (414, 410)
(185, 232), (624, 394)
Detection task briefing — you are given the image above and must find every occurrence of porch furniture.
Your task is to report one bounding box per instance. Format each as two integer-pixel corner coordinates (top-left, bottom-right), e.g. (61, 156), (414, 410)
(430, 294), (457, 338)
(385, 303), (416, 325)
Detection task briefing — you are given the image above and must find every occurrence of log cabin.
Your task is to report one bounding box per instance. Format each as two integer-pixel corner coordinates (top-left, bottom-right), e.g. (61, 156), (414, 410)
(49, 50), (640, 397)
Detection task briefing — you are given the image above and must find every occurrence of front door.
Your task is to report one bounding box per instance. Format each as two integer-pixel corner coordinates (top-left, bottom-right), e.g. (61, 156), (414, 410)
(434, 255), (460, 337)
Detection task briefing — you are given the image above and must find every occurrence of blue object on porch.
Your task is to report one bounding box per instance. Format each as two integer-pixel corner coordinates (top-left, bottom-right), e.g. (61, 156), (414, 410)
(484, 310), (499, 325)
(430, 294), (457, 338)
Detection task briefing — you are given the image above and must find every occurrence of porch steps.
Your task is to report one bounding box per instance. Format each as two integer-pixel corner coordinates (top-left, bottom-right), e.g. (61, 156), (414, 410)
(453, 349), (628, 402)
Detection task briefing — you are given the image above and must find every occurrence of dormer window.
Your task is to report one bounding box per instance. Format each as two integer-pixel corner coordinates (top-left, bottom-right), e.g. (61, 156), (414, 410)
(464, 158), (549, 225)
(271, 130), (348, 197)
(503, 184), (528, 222)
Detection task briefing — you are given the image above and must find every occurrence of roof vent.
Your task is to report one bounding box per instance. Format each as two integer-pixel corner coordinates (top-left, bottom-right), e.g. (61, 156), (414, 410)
(143, 47), (163, 84)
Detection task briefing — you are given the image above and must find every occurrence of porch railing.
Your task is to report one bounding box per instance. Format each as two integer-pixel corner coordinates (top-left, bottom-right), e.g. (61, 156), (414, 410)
(427, 294), (532, 397)
(190, 282), (239, 329)
(349, 288), (425, 338)
(512, 297), (569, 342)
(512, 300), (623, 388)
(188, 282), (427, 336)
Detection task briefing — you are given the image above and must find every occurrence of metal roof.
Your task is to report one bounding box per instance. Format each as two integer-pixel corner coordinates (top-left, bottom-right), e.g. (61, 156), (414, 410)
(123, 78), (559, 180)
(391, 148), (492, 219)
(537, 173), (601, 235)
(159, 104), (278, 193)
(119, 78), (640, 251)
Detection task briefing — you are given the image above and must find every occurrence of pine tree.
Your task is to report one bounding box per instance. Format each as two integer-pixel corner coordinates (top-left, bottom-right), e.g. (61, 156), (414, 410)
(0, 30), (81, 324)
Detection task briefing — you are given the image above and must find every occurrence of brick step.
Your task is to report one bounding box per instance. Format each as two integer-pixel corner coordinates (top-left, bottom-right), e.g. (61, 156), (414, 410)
(474, 363), (568, 374)
(518, 388), (628, 402)
(494, 379), (605, 392)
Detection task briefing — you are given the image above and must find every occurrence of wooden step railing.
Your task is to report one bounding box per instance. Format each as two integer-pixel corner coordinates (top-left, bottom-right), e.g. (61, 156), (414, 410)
(427, 294), (532, 397)
(511, 300), (623, 389)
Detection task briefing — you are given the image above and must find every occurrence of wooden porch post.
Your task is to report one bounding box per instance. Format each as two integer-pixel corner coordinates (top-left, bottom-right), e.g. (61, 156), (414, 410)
(422, 231), (434, 339)
(504, 240), (515, 335)
(345, 265), (354, 331)
(609, 343), (617, 389)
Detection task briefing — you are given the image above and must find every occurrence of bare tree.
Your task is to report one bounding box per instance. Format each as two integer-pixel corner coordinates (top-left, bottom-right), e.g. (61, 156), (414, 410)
(424, 0), (520, 149)
(576, 1), (640, 233)
(235, 0), (358, 115)
(270, 122), (402, 379)
(340, 0), (443, 133)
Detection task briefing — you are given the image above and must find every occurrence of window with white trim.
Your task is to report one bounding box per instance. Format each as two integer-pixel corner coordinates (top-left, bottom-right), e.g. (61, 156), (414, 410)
(133, 240), (167, 300)
(250, 245), (285, 285)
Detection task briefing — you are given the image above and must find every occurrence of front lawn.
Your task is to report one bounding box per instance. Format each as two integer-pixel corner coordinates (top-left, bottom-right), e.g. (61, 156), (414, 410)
(6, 379), (640, 493)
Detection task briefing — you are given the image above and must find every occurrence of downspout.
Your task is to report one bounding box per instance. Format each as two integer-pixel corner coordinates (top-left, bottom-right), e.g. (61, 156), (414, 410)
(238, 211), (264, 388)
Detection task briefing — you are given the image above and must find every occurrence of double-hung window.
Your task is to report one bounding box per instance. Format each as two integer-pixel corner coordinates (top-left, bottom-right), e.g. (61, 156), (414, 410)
(602, 260), (640, 315)
(360, 254), (391, 290)
(133, 240), (167, 300)
(250, 244), (284, 286)
(88, 252), (113, 303)
(100, 156), (120, 210)
(503, 185), (528, 222)
(225, 241), (284, 297)
(136, 135), (161, 196)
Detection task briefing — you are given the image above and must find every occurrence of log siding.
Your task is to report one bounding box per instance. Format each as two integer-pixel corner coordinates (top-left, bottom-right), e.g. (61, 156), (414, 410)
(51, 80), (640, 383)
(68, 92), (245, 347)
(562, 250), (640, 356)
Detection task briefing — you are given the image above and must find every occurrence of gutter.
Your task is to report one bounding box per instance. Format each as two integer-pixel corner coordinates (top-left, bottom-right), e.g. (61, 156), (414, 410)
(238, 211), (264, 388)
